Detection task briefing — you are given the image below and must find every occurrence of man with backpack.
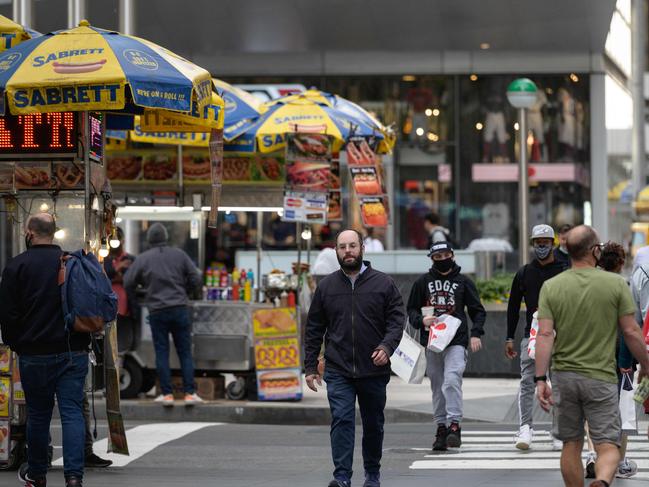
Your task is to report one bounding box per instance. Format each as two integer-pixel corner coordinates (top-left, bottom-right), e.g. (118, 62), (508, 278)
(506, 224), (568, 451)
(124, 222), (203, 406)
(0, 214), (90, 487)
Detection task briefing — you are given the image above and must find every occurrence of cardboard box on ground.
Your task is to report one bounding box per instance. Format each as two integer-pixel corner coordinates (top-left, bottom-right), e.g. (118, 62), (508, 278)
(157, 375), (225, 400)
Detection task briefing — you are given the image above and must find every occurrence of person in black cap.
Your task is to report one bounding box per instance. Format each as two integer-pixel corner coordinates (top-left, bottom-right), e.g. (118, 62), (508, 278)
(407, 241), (486, 451)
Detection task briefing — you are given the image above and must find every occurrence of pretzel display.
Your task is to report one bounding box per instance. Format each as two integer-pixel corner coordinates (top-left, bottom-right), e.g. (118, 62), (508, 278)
(55, 163), (83, 189)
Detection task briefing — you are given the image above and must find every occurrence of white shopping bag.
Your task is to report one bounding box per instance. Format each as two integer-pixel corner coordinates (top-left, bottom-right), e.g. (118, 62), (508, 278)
(426, 314), (462, 353)
(527, 311), (539, 359)
(391, 323), (426, 384)
(619, 372), (638, 433)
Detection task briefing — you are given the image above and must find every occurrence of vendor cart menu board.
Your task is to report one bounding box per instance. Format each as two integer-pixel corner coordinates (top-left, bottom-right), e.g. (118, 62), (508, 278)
(252, 308), (302, 401)
(283, 133), (333, 223)
(0, 161), (85, 191)
(0, 112), (78, 156)
(347, 138), (390, 227)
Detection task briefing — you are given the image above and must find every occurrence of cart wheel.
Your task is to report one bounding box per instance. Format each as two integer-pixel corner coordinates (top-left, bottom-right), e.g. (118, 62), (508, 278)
(120, 358), (143, 399)
(0, 439), (26, 470)
(140, 370), (156, 394)
(225, 378), (247, 401)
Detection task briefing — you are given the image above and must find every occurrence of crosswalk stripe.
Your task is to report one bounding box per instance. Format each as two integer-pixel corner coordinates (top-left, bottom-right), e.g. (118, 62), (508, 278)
(52, 422), (221, 467)
(409, 429), (649, 473)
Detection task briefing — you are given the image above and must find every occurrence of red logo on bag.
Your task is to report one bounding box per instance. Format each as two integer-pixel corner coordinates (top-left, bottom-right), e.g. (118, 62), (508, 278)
(530, 328), (537, 337)
(433, 323), (446, 331)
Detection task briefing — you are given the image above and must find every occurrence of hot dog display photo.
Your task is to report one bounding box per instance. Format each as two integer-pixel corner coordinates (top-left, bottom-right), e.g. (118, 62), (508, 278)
(360, 196), (390, 227)
(182, 154), (211, 181)
(14, 162), (51, 189)
(327, 190), (342, 221)
(287, 133), (332, 161)
(350, 166), (383, 195)
(53, 162), (84, 189)
(286, 160), (331, 192)
(106, 154), (142, 181)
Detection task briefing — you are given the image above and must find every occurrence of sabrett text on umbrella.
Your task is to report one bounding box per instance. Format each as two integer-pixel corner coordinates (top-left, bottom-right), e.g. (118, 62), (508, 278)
(13, 84), (121, 107)
(32, 48), (105, 67)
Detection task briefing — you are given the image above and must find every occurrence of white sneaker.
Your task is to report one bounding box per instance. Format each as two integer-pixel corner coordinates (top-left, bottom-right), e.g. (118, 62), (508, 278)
(184, 393), (204, 405)
(551, 435), (563, 451)
(154, 394), (175, 407)
(616, 457), (638, 478)
(514, 424), (533, 450)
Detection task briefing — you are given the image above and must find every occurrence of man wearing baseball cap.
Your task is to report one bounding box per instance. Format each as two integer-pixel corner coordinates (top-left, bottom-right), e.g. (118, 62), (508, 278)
(407, 241), (486, 451)
(506, 224), (569, 450)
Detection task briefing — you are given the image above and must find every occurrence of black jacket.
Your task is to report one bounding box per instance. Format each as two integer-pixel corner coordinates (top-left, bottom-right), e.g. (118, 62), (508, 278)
(553, 247), (571, 268)
(0, 245), (89, 355)
(506, 257), (568, 340)
(407, 264), (486, 348)
(304, 262), (405, 378)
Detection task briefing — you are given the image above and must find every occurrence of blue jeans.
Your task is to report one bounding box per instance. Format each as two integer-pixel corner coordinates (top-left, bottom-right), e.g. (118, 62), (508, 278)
(19, 351), (88, 480)
(149, 306), (195, 395)
(324, 369), (390, 482)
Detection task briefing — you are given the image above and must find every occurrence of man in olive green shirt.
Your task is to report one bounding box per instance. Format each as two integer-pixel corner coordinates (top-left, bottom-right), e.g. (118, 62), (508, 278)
(535, 225), (649, 487)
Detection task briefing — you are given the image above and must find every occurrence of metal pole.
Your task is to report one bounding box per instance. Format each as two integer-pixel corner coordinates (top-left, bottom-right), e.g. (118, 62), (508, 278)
(256, 210), (262, 302)
(177, 144), (184, 205)
(518, 107), (529, 266)
(68, 0), (86, 28)
(119, 0), (135, 35)
(14, 0), (32, 26)
(632, 0), (647, 199)
(83, 113), (91, 251)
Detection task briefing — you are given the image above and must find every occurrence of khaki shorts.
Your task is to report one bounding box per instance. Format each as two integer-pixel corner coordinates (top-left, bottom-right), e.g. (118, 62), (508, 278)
(551, 370), (621, 446)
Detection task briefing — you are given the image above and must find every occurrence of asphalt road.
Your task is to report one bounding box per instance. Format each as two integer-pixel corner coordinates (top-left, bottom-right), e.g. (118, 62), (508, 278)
(2, 421), (649, 486)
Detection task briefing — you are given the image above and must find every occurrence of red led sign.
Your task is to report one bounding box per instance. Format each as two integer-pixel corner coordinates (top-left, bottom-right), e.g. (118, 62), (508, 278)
(0, 112), (78, 154)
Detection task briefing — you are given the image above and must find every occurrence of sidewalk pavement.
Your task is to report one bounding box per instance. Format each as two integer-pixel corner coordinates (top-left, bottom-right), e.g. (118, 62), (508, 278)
(84, 377), (554, 425)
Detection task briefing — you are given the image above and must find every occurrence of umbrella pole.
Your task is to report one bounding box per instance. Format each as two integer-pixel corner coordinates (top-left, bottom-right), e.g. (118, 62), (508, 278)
(83, 112), (91, 252)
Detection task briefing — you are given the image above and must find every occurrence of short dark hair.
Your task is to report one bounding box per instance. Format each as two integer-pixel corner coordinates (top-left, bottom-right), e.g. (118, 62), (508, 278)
(335, 229), (364, 247)
(424, 213), (440, 225)
(600, 241), (625, 272)
(558, 224), (573, 235)
(566, 225), (599, 261)
(27, 214), (56, 238)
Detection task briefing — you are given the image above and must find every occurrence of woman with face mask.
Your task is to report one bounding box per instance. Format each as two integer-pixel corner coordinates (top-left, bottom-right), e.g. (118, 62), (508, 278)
(505, 224), (569, 451)
(406, 241), (487, 452)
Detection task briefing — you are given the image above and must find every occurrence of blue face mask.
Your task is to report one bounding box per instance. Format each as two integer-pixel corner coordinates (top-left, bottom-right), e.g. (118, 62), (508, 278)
(534, 244), (552, 260)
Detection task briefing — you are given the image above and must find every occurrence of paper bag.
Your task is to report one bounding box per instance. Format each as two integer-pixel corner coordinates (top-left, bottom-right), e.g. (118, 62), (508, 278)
(527, 311), (539, 359)
(619, 373), (638, 433)
(391, 324), (426, 384)
(426, 314), (462, 353)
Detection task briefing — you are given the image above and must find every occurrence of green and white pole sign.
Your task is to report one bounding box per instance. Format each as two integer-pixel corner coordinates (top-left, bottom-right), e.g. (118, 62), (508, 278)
(507, 78), (538, 266)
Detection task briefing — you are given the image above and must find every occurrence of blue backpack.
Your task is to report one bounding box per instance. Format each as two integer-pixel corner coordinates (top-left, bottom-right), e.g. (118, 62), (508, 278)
(59, 250), (118, 333)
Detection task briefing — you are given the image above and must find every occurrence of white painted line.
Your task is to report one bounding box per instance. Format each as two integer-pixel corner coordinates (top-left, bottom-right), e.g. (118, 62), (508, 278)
(411, 459), (649, 470)
(52, 422), (221, 467)
(423, 451), (649, 460)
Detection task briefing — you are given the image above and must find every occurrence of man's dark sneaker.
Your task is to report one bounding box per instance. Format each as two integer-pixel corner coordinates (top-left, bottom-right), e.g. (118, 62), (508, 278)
(18, 464), (46, 487)
(65, 477), (83, 487)
(327, 480), (350, 487)
(363, 471), (380, 487)
(585, 452), (596, 479)
(446, 422), (462, 448)
(85, 452), (113, 468)
(432, 424), (447, 451)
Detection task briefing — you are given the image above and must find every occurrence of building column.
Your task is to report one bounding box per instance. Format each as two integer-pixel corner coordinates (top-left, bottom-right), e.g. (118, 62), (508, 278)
(590, 73), (608, 239)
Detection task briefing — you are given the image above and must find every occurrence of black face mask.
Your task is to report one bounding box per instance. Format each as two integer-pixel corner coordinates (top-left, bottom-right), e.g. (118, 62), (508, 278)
(433, 257), (454, 273)
(24, 233), (33, 249)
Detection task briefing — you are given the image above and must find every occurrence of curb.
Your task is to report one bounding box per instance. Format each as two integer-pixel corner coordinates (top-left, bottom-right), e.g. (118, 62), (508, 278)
(69, 400), (500, 425)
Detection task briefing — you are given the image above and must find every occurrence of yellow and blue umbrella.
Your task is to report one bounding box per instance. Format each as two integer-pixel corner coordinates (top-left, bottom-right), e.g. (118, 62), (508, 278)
(265, 89), (395, 153)
(0, 20), (212, 116)
(228, 94), (383, 153)
(214, 78), (262, 137)
(0, 14), (40, 53)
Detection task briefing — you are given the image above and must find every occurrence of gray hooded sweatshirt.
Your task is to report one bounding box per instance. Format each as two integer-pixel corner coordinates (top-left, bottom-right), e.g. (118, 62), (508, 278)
(123, 223), (202, 313)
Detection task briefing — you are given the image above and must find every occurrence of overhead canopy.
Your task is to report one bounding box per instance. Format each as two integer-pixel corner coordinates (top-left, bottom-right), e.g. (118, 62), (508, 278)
(72, 0), (617, 75)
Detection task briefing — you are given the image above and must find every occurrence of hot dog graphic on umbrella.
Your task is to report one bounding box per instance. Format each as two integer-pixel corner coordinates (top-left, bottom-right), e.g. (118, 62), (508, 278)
(52, 58), (106, 74)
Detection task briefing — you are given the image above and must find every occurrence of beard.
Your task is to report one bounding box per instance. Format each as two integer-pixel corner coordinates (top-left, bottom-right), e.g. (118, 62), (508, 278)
(337, 252), (363, 272)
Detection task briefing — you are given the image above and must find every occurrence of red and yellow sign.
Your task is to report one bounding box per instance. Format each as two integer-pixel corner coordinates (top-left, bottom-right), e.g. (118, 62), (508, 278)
(252, 308), (297, 338)
(255, 337), (300, 370)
